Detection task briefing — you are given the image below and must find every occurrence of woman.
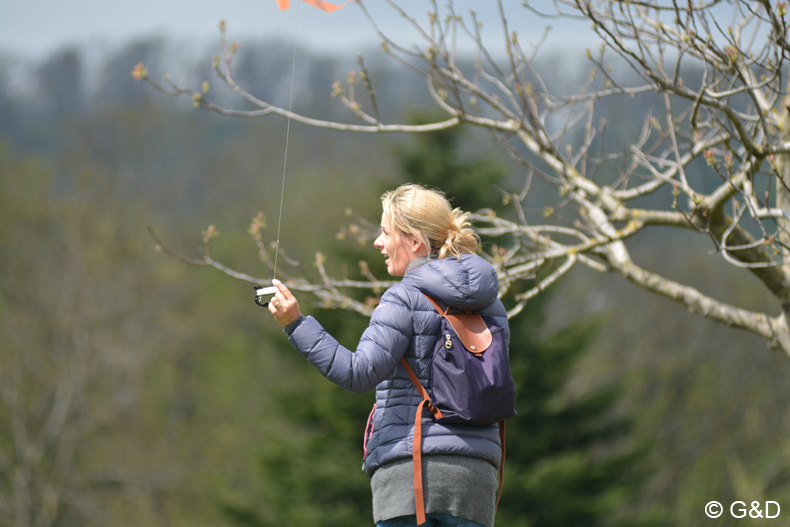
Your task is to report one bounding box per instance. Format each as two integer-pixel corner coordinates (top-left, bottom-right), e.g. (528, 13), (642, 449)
(268, 184), (509, 527)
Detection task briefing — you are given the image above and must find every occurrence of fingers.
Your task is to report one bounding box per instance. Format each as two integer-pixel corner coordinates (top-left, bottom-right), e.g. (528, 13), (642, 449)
(267, 280), (301, 328)
(267, 289), (286, 314)
(273, 291), (287, 309)
(272, 278), (294, 301)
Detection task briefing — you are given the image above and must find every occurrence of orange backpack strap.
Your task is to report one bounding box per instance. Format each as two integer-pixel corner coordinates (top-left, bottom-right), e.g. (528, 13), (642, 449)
(400, 357), (443, 420)
(496, 420), (506, 511)
(413, 398), (428, 525)
(422, 293), (449, 316)
(400, 357), (443, 525)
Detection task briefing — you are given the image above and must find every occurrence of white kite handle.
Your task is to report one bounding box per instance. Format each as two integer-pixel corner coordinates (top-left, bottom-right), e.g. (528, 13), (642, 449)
(255, 286), (279, 296)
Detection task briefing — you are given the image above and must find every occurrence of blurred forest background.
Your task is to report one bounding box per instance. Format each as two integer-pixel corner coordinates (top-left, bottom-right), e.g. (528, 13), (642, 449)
(3, 31), (790, 527)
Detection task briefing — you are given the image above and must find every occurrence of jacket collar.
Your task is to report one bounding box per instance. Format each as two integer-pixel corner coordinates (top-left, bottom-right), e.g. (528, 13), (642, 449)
(405, 254), (437, 275)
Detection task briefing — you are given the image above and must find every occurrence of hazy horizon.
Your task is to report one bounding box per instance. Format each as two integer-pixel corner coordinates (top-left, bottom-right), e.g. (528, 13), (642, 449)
(1, 0), (593, 63)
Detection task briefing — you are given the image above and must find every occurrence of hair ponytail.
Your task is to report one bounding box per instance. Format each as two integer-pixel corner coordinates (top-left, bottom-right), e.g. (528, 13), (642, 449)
(438, 208), (479, 259)
(381, 184), (480, 258)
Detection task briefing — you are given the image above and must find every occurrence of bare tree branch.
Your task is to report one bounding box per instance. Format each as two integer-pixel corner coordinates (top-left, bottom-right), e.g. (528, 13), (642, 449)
(138, 0), (790, 354)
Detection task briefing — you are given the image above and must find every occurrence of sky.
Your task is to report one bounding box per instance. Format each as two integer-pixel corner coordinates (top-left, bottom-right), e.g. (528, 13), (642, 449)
(0, 0), (594, 61)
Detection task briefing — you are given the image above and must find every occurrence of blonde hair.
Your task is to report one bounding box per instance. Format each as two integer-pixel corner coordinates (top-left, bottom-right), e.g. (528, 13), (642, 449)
(381, 183), (480, 259)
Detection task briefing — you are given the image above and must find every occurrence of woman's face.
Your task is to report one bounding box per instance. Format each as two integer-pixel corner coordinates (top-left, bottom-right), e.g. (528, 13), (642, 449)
(374, 214), (421, 276)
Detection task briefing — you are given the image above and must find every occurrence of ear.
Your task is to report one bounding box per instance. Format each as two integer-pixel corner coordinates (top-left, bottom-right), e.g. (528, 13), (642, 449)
(410, 236), (428, 256)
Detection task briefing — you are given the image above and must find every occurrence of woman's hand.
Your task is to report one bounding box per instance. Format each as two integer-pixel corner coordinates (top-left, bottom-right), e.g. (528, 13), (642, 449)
(268, 279), (302, 327)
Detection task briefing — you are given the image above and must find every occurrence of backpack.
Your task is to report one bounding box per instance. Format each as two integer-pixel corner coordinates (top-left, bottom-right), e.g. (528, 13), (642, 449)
(400, 293), (516, 525)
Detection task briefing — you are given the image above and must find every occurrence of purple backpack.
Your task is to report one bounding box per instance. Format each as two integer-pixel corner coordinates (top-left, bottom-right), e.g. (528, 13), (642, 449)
(400, 293), (516, 525)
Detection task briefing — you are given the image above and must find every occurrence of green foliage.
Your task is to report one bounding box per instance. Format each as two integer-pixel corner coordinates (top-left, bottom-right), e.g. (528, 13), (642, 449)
(0, 109), (339, 526)
(498, 304), (663, 527)
(9, 45), (790, 527)
(223, 309), (375, 527)
(0, 140), (204, 526)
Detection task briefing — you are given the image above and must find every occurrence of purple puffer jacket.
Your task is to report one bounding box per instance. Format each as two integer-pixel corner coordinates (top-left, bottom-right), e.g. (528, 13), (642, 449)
(287, 253), (509, 476)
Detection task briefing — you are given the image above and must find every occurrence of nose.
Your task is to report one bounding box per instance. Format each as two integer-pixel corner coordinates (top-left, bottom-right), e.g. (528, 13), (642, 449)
(373, 233), (384, 249)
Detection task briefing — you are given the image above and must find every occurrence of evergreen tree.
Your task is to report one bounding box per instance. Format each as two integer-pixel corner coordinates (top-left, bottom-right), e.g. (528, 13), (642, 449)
(224, 114), (661, 527)
(391, 110), (508, 212)
(395, 118), (663, 527)
(497, 302), (663, 527)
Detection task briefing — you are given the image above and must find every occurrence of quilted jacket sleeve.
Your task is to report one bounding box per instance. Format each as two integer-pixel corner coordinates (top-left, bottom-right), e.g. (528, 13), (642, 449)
(286, 288), (413, 393)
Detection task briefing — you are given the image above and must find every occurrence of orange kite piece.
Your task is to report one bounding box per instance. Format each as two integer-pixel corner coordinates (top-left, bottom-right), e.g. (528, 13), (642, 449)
(276, 0), (354, 12)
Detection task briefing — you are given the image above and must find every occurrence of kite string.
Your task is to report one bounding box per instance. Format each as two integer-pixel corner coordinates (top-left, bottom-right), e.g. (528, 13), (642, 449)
(273, 1), (301, 279)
